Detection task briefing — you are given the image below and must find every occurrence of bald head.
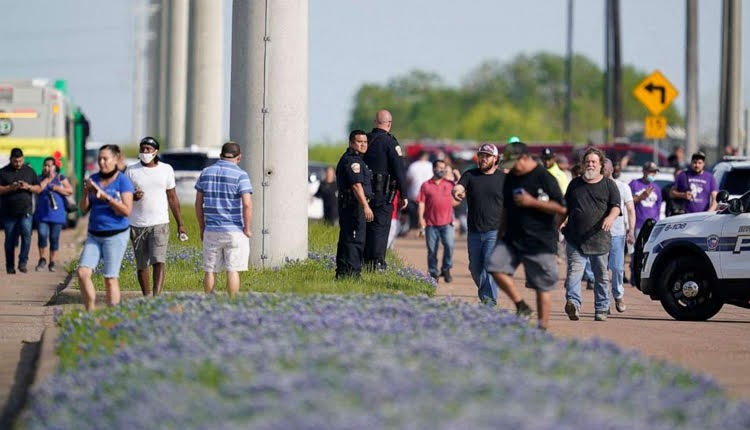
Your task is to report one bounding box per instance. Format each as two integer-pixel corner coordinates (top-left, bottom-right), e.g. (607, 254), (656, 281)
(374, 110), (393, 131)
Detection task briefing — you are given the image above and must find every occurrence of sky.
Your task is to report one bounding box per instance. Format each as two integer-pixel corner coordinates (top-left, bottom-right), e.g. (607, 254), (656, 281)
(2, 0), (749, 146)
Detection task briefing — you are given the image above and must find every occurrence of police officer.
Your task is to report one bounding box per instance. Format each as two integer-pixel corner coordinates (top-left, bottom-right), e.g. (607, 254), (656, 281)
(335, 130), (374, 279)
(363, 109), (407, 270)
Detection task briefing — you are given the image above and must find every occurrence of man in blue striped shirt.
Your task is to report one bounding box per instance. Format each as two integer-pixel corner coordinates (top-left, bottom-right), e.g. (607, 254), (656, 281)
(195, 141), (253, 298)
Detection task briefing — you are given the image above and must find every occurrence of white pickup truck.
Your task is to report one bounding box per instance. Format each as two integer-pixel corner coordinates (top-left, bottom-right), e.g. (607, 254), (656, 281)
(634, 190), (750, 320)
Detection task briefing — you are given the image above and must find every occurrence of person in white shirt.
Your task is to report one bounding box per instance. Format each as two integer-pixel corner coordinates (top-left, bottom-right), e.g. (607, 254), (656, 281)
(604, 159), (635, 313)
(126, 137), (187, 296)
(405, 151), (434, 231)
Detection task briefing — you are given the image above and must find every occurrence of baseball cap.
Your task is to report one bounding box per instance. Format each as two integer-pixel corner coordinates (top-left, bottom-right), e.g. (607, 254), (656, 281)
(541, 147), (555, 159)
(642, 161), (659, 172)
(477, 143), (499, 157)
(500, 142), (530, 170)
(507, 136), (521, 144)
(139, 136), (160, 150)
(691, 151), (706, 161)
(9, 148), (23, 158)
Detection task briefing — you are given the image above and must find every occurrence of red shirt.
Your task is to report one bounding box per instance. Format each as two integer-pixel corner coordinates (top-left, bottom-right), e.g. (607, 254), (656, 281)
(417, 178), (455, 226)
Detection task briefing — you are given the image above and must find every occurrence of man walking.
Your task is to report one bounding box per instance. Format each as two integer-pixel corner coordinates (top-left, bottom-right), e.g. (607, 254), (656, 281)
(126, 136), (187, 296)
(562, 148), (621, 322)
(363, 110), (407, 271)
(0, 148), (41, 273)
(417, 159), (456, 283)
(488, 142), (566, 328)
(604, 159), (634, 313)
(335, 130), (373, 279)
(670, 151), (718, 213)
(452, 143), (505, 305)
(195, 141), (253, 298)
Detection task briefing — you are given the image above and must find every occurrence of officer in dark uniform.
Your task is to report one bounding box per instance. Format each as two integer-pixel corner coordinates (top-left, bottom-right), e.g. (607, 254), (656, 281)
(363, 109), (407, 270)
(335, 130), (374, 279)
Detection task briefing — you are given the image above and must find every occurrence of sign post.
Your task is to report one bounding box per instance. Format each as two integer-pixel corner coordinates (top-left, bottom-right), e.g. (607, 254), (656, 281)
(633, 70), (679, 164)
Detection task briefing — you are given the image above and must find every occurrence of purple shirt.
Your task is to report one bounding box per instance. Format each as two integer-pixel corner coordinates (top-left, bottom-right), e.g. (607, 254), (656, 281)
(629, 178), (662, 230)
(674, 169), (718, 213)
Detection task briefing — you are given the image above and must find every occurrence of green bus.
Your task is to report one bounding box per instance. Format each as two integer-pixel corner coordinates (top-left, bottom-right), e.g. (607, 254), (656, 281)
(0, 79), (89, 226)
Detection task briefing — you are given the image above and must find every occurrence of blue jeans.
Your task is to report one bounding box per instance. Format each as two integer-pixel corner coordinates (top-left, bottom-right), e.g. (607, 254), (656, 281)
(564, 241), (610, 312)
(3, 215), (32, 269)
(37, 222), (64, 252)
(608, 235), (626, 300)
(467, 230), (498, 305)
(425, 225), (454, 277)
(584, 259), (594, 283)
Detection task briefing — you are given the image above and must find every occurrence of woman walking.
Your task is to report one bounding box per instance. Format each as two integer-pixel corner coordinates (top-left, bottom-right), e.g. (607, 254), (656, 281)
(33, 157), (73, 272)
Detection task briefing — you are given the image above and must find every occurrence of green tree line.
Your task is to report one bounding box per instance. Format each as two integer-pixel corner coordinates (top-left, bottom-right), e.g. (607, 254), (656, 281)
(347, 52), (682, 143)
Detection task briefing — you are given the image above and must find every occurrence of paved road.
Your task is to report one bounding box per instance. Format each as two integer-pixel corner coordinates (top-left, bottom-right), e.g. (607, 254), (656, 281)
(394, 231), (750, 400)
(0, 223), (86, 427)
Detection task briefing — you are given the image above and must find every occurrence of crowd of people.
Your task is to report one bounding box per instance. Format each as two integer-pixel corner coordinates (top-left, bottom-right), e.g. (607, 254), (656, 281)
(331, 110), (731, 330)
(0, 139), (253, 311)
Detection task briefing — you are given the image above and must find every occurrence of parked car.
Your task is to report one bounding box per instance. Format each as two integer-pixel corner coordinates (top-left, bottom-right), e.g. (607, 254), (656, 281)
(308, 161), (328, 219)
(712, 157), (750, 199)
(157, 148), (219, 204)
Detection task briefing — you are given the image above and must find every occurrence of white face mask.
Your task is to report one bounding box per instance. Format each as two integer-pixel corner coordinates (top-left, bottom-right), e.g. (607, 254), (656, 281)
(139, 152), (156, 164)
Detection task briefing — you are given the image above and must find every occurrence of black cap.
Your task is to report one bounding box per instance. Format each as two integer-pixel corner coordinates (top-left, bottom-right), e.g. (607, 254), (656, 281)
(642, 161), (659, 172)
(500, 142), (530, 170)
(541, 148), (554, 159)
(139, 136), (160, 150)
(691, 151), (706, 161)
(9, 148), (23, 158)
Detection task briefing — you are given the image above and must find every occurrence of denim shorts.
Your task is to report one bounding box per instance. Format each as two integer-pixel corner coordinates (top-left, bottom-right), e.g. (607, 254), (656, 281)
(78, 229), (130, 278)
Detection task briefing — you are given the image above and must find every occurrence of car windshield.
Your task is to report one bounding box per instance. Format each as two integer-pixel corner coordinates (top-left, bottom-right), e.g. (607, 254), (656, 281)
(721, 168), (750, 196)
(159, 153), (217, 171)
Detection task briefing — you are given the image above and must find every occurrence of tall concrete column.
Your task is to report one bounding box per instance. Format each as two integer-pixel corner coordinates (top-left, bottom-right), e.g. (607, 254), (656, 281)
(156, 0), (170, 140)
(685, 0), (699, 157)
(185, 0), (224, 150)
(718, 0), (742, 159)
(165, 0), (189, 148)
(145, 0), (162, 138)
(230, 0), (309, 268)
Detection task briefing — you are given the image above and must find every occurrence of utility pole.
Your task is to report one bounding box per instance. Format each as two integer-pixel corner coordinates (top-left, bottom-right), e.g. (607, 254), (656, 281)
(145, 0), (162, 138)
(685, 0), (699, 157)
(604, 0), (612, 144)
(718, 0), (742, 160)
(563, 0), (574, 143)
(132, 1), (158, 141)
(611, 0), (624, 140)
(165, 0), (189, 148)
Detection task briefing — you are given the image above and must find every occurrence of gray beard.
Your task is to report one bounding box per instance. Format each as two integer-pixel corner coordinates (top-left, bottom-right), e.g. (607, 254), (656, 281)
(583, 170), (598, 181)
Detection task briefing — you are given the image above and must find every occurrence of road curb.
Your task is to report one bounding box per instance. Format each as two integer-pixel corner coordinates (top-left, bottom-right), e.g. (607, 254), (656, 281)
(30, 325), (59, 394)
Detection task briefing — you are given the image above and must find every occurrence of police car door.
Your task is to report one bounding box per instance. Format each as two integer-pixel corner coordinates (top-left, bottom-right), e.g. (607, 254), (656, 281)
(721, 212), (750, 278)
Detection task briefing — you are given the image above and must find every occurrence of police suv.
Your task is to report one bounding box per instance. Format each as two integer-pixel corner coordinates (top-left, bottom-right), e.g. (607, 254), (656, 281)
(634, 190), (750, 320)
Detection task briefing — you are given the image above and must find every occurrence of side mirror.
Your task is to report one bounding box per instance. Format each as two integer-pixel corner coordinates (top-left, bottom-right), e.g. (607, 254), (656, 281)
(716, 190), (730, 204)
(728, 198), (743, 215)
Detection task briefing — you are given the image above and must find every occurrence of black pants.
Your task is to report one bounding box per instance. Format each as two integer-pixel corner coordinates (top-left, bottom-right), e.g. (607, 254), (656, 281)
(364, 201), (393, 270)
(336, 204), (366, 278)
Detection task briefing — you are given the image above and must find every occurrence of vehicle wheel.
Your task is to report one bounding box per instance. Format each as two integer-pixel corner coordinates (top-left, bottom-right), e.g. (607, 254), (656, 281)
(658, 255), (723, 321)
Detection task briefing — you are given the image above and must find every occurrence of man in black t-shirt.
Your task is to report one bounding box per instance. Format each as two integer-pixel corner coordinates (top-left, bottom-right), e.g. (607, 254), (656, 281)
(314, 166), (339, 225)
(487, 142), (567, 329)
(452, 143), (506, 306)
(562, 148), (621, 322)
(0, 148), (41, 273)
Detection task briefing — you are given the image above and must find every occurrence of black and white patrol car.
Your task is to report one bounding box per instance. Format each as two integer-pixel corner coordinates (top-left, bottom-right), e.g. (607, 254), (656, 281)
(633, 190), (750, 320)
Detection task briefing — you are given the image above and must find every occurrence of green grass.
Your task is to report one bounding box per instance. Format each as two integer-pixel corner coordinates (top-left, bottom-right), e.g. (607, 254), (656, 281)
(70, 206), (434, 297)
(309, 143), (347, 165)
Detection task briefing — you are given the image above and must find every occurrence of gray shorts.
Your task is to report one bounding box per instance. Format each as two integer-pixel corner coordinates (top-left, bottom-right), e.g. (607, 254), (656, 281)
(487, 240), (559, 292)
(130, 223), (170, 270)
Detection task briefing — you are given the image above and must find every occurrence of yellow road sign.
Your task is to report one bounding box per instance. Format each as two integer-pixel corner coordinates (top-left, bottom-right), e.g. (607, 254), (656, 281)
(644, 115), (667, 139)
(633, 70), (679, 115)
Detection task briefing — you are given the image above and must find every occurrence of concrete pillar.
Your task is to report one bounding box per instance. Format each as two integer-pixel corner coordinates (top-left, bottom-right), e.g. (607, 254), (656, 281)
(185, 0), (224, 150)
(145, 0), (162, 138)
(230, 0), (309, 268)
(165, 0), (189, 148)
(685, 0), (699, 157)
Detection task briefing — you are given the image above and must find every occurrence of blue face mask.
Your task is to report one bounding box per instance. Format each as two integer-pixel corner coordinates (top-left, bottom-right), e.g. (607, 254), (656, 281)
(646, 174), (656, 183)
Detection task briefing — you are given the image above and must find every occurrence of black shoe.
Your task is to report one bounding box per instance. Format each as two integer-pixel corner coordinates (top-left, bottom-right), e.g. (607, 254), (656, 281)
(18, 264), (27, 273)
(6, 267), (15, 274)
(441, 269), (453, 283)
(48, 262), (56, 272)
(35, 258), (47, 272)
